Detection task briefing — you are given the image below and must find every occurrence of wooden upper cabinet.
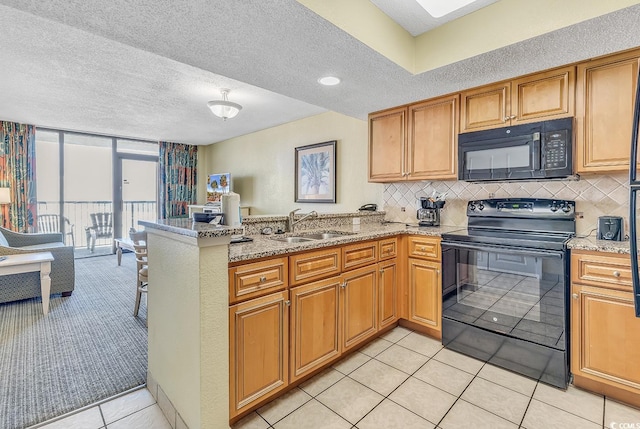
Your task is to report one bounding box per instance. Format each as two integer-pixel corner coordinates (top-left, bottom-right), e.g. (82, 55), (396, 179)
(369, 107), (406, 182)
(460, 82), (510, 132)
(407, 94), (458, 180)
(460, 66), (575, 133)
(576, 50), (640, 173)
(369, 94), (458, 182)
(511, 66), (575, 124)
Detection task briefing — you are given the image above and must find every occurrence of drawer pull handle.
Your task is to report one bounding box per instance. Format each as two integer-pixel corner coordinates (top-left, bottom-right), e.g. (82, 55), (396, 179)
(419, 246), (426, 252)
(340, 282), (347, 289)
(613, 271), (621, 278)
(379, 268), (384, 274)
(572, 293), (579, 300)
(259, 276), (267, 283)
(285, 300), (291, 306)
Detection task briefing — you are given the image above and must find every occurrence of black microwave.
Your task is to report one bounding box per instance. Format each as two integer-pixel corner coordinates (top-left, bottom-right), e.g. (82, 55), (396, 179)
(458, 117), (573, 182)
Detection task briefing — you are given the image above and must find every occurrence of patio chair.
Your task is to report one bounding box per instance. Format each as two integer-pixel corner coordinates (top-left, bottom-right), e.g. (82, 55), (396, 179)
(85, 212), (113, 252)
(37, 214), (75, 247)
(129, 228), (148, 325)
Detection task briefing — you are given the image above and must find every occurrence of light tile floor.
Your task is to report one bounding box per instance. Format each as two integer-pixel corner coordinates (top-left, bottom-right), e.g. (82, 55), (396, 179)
(31, 387), (172, 429)
(29, 326), (640, 429)
(233, 326), (640, 429)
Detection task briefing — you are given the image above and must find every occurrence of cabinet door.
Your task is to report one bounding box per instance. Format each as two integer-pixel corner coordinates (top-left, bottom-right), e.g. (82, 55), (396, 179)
(369, 107), (407, 182)
(460, 82), (510, 133)
(408, 258), (441, 332)
(511, 66), (575, 124)
(290, 277), (342, 382)
(576, 50), (640, 173)
(378, 259), (398, 330)
(229, 291), (289, 417)
(341, 265), (378, 351)
(407, 95), (458, 180)
(571, 284), (640, 392)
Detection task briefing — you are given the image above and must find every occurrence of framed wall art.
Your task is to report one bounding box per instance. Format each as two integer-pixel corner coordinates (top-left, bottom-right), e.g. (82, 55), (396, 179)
(295, 140), (336, 203)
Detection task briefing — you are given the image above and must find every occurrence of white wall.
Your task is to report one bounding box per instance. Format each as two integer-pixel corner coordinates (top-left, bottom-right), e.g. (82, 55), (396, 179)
(200, 112), (383, 215)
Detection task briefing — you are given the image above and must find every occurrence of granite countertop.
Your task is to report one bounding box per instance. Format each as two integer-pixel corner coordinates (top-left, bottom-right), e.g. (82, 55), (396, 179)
(139, 218), (243, 239)
(567, 235), (631, 254)
(228, 223), (462, 263)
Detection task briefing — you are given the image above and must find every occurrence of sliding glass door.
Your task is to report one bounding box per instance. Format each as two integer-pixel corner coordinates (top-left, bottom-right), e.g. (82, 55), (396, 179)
(35, 130), (158, 255)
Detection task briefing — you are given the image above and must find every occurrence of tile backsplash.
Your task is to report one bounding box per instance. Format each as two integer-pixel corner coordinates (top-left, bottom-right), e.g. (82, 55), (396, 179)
(383, 174), (629, 237)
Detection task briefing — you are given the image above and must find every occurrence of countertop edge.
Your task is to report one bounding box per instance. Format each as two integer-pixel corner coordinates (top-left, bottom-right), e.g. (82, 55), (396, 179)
(139, 219), (243, 238)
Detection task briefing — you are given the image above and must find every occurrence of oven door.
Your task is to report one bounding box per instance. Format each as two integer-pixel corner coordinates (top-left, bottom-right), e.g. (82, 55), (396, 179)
(459, 133), (541, 181)
(441, 241), (567, 350)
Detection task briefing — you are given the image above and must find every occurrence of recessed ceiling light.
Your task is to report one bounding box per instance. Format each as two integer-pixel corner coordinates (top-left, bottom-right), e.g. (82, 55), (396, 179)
(416, 0), (478, 18)
(318, 76), (341, 86)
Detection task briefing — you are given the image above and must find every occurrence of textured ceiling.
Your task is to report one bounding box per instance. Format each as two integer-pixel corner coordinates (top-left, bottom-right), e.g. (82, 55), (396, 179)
(0, 1), (640, 145)
(370, 0), (499, 36)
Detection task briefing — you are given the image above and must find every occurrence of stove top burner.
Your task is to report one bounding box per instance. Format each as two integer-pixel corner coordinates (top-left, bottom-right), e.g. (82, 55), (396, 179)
(441, 198), (576, 251)
(442, 227), (573, 251)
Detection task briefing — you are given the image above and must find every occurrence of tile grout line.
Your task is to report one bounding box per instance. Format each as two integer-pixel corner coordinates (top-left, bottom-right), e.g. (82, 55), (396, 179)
(517, 380), (539, 428)
(97, 405), (107, 428)
(349, 350), (439, 427)
(434, 360), (487, 428)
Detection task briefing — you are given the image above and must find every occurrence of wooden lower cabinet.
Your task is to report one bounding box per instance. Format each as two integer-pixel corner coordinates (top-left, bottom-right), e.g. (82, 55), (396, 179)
(289, 277), (341, 382)
(342, 265), (378, 351)
(571, 251), (640, 407)
(378, 259), (398, 330)
(408, 258), (441, 334)
(229, 290), (289, 418)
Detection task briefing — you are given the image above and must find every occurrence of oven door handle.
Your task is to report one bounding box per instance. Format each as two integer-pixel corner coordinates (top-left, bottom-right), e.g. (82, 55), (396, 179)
(441, 241), (564, 258)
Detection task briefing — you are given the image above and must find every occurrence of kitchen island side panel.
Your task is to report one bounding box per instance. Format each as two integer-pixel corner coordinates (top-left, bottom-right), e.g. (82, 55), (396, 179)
(147, 230), (231, 429)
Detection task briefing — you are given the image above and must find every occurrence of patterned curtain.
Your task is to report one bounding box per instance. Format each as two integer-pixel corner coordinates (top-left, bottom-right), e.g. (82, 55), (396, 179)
(158, 141), (198, 219)
(0, 121), (37, 232)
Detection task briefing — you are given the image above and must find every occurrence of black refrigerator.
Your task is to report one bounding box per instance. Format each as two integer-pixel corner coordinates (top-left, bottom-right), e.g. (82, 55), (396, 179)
(629, 67), (640, 317)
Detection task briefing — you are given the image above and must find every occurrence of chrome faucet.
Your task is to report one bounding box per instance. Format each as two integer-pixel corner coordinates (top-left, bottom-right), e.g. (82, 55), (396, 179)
(287, 209), (318, 233)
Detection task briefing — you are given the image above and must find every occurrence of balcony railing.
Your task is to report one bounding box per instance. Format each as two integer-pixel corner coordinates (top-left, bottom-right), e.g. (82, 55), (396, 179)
(37, 200), (157, 249)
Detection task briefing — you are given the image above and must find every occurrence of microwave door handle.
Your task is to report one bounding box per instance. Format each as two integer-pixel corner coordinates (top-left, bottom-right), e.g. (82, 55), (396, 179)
(532, 133), (541, 170)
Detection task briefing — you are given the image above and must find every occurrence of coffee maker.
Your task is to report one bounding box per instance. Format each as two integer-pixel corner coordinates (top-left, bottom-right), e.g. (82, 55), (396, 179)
(417, 197), (445, 227)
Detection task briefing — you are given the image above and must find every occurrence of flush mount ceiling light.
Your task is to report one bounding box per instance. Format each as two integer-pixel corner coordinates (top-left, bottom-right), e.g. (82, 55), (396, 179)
(318, 76), (341, 86)
(416, 0), (478, 18)
(207, 89), (242, 120)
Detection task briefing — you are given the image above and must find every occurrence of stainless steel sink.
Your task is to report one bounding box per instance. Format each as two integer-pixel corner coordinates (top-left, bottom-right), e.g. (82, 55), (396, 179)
(301, 232), (352, 240)
(270, 236), (318, 243)
(270, 231), (355, 243)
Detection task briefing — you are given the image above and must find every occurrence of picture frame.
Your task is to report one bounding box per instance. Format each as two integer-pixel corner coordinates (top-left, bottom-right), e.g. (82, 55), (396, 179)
(295, 140), (337, 203)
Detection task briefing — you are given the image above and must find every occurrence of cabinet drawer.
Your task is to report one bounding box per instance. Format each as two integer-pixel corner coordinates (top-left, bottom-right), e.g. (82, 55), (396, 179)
(408, 236), (441, 261)
(379, 237), (398, 260)
(571, 251), (632, 291)
(342, 240), (377, 271)
(229, 257), (288, 304)
(290, 248), (341, 286)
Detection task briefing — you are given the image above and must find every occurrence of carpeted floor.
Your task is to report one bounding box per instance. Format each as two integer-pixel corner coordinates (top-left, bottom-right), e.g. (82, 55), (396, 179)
(0, 254), (148, 429)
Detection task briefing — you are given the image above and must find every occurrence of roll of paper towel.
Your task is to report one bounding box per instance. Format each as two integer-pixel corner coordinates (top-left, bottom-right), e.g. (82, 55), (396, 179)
(222, 192), (241, 227)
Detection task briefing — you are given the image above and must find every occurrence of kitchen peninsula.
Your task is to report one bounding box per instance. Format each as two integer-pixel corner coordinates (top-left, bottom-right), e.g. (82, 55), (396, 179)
(139, 218), (243, 429)
(140, 211), (638, 428)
